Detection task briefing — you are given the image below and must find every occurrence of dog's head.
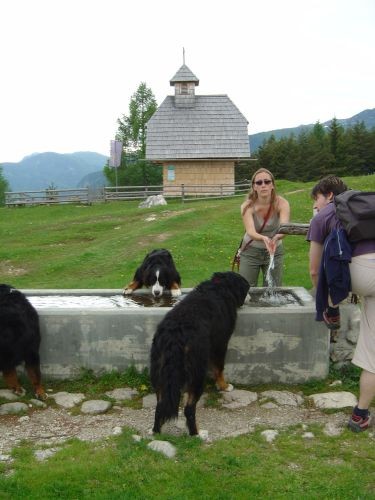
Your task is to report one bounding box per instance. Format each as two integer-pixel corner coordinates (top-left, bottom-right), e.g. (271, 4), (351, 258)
(0, 284), (15, 298)
(143, 268), (170, 297)
(210, 272), (250, 306)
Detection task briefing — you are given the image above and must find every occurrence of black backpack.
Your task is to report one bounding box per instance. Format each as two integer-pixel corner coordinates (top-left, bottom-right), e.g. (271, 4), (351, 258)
(334, 190), (375, 242)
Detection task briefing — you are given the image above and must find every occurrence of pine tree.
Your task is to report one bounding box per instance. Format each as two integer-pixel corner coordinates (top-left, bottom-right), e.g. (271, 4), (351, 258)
(104, 83), (161, 186)
(0, 166), (9, 205)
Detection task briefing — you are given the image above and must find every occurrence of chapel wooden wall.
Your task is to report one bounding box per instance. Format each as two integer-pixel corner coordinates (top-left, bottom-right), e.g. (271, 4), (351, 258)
(162, 160), (235, 195)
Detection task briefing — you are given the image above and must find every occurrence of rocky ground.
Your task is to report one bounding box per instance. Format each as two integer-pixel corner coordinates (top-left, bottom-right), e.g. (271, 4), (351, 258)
(1, 386), (373, 458)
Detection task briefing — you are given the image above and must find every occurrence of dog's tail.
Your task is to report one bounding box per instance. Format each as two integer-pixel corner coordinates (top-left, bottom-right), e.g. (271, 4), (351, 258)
(150, 327), (185, 427)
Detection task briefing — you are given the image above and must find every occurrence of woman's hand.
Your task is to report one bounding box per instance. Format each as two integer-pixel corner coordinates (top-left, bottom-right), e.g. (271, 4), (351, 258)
(262, 236), (276, 255)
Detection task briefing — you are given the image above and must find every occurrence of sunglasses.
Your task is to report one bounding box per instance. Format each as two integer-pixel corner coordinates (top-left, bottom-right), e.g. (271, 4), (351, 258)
(254, 179), (272, 186)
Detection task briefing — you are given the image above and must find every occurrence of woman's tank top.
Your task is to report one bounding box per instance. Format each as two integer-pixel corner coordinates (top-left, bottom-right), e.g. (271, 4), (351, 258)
(243, 209), (281, 250)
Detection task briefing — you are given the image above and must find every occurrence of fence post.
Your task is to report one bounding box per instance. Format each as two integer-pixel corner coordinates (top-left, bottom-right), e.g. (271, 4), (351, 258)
(181, 184), (185, 203)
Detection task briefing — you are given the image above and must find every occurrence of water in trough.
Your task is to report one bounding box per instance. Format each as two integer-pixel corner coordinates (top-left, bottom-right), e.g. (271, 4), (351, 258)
(27, 288), (301, 309)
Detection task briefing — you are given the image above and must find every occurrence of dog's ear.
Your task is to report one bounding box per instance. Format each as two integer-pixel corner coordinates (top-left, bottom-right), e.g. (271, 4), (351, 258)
(211, 272), (225, 284)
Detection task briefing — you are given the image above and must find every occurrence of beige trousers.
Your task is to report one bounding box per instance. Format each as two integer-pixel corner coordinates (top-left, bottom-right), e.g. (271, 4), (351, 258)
(350, 255), (375, 374)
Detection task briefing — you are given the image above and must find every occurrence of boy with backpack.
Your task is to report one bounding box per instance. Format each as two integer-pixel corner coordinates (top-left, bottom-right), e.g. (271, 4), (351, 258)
(307, 175), (375, 432)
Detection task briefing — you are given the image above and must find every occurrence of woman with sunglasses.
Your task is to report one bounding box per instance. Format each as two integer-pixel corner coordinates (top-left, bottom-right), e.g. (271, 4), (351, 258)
(238, 168), (290, 287)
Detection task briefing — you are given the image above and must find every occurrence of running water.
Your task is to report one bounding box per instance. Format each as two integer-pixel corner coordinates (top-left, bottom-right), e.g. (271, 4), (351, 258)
(259, 252), (287, 306)
(265, 253), (275, 288)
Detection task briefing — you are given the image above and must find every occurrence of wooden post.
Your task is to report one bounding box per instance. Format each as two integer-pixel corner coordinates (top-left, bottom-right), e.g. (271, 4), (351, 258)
(278, 222), (310, 235)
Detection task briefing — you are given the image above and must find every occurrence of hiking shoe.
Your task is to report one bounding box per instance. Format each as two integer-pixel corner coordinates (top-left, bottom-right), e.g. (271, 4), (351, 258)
(323, 310), (341, 330)
(348, 412), (371, 432)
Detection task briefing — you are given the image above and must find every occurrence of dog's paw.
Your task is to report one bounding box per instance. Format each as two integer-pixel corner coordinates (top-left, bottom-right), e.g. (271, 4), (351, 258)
(171, 288), (182, 297)
(123, 288), (133, 296)
(35, 391), (48, 401)
(243, 293), (251, 305)
(222, 383), (234, 392)
(13, 387), (26, 397)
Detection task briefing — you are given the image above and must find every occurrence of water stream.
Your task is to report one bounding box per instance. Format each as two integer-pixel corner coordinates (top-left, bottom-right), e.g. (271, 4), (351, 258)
(255, 252), (296, 307)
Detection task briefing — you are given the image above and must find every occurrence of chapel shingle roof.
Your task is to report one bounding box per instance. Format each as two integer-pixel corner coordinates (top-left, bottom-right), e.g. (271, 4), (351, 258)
(169, 64), (199, 85)
(146, 95), (250, 160)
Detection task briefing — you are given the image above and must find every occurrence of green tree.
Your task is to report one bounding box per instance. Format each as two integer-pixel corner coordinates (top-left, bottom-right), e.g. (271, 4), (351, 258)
(119, 82), (157, 157)
(344, 122), (373, 175)
(327, 117), (346, 175)
(0, 166), (9, 205)
(300, 123), (333, 180)
(104, 82), (160, 187)
(254, 117), (375, 181)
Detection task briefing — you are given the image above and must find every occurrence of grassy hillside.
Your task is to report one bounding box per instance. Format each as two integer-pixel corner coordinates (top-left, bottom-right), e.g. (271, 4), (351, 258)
(1, 175), (374, 290)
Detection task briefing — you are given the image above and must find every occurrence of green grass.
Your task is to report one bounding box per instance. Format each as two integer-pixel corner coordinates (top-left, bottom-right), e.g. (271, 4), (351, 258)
(1, 175), (375, 498)
(2, 175), (374, 290)
(1, 428), (375, 499)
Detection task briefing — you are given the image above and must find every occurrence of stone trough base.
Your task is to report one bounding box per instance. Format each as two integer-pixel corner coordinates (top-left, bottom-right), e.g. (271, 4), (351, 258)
(24, 287), (330, 384)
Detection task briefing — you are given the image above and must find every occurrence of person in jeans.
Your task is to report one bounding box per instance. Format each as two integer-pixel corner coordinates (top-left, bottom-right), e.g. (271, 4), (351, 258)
(307, 175), (375, 432)
(239, 168), (290, 287)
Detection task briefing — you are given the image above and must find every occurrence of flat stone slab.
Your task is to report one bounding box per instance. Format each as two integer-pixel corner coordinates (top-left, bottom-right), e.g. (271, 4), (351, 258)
(142, 394), (157, 408)
(147, 440), (176, 458)
(261, 429), (279, 442)
(34, 447), (62, 461)
(51, 392), (85, 408)
(309, 391), (357, 409)
(81, 400), (112, 414)
(0, 402), (29, 415)
(260, 390), (304, 407)
(105, 388), (138, 401)
(222, 389), (258, 409)
(323, 422), (344, 436)
(0, 390), (19, 401)
(30, 399), (48, 409)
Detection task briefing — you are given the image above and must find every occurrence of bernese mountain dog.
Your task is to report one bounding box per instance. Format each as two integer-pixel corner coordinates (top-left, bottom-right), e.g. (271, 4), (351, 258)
(123, 248), (182, 298)
(0, 284), (46, 400)
(150, 271), (250, 436)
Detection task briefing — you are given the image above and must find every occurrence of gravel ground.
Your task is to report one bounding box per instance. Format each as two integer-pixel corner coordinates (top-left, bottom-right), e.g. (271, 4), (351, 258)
(0, 402), (350, 455)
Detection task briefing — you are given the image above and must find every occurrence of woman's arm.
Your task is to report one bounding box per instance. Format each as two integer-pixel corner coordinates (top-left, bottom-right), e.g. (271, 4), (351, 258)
(241, 202), (266, 242)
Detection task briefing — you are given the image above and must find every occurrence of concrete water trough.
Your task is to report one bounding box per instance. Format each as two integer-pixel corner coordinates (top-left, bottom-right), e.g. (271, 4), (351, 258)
(24, 287), (329, 385)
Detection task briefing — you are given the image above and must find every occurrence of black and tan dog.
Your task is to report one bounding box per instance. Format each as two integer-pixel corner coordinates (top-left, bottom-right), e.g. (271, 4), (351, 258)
(123, 248), (182, 298)
(150, 271), (250, 436)
(0, 284), (46, 400)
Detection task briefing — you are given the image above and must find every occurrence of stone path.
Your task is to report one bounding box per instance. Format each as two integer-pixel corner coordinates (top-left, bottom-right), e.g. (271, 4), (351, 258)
(1, 384), (371, 461)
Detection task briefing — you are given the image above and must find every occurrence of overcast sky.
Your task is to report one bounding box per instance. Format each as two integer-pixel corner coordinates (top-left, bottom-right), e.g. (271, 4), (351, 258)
(1, 0), (374, 163)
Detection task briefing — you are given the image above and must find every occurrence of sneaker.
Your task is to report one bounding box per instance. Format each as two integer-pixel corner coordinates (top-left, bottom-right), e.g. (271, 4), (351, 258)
(348, 412), (371, 432)
(323, 310), (341, 330)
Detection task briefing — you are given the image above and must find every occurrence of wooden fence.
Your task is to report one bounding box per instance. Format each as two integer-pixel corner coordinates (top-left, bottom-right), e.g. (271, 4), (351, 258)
(5, 188), (93, 207)
(5, 182), (250, 207)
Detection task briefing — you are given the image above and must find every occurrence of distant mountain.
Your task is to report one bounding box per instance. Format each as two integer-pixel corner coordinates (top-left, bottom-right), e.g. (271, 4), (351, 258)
(249, 108), (375, 152)
(77, 170), (109, 188)
(1, 151), (108, 191)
